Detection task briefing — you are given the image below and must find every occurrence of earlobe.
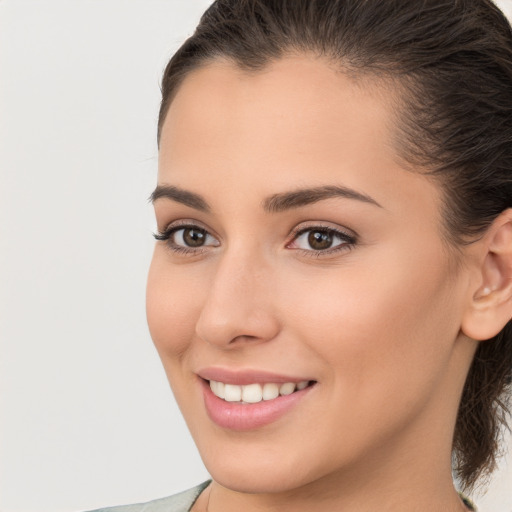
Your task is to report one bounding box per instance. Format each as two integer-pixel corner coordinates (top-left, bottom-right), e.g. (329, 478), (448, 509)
(462, 209), (512, 341)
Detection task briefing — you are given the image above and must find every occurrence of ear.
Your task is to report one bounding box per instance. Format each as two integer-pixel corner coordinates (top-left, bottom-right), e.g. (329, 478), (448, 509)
(462, 209), (512, 341)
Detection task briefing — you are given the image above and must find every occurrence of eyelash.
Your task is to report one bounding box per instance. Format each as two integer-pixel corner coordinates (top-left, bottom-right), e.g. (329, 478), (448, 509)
(153, 222), (214, 256)
(153, 222), (357, 258)
(288, 225), (356, 257)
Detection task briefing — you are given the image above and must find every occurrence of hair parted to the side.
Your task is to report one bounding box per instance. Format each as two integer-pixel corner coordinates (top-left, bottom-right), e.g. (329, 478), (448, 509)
(158, 0), (512, 491)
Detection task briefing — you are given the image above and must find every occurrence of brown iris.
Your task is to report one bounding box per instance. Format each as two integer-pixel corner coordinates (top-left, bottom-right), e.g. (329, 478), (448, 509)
(182, 227), (207, 247)
(308, 230), (333, 250)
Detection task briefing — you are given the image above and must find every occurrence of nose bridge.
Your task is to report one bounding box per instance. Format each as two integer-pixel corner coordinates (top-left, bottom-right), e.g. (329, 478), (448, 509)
(195, 244), (279, 347)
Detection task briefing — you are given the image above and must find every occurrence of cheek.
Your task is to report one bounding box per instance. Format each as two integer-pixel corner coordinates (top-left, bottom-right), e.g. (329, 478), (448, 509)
(282, 245), (459, 410)
(146, 251), (202, 361)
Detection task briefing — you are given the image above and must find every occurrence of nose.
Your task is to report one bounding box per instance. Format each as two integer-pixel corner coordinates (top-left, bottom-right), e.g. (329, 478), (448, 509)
(195, 249), (280, 348)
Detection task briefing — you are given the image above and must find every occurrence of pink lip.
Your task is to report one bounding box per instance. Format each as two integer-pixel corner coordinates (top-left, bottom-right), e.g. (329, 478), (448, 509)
(197, 367), (313, 385)
(199, 377), (316, 431)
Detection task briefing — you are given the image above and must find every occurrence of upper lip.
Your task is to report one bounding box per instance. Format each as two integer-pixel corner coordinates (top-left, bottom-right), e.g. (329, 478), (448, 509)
(197, 367), (314, 386)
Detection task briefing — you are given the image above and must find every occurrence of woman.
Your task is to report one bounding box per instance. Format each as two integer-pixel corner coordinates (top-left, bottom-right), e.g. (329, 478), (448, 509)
(98, 0), (512, 510)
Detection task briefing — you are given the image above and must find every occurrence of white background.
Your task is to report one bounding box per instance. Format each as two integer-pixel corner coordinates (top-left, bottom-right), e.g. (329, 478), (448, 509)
(1, 1), (511, 511)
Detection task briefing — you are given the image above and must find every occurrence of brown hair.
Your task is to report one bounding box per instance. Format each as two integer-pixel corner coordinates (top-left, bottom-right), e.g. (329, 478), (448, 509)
(158, 0), (512, 490)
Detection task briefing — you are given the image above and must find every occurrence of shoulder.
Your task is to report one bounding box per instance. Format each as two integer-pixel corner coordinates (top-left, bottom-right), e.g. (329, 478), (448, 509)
(88, 481), (211, 512)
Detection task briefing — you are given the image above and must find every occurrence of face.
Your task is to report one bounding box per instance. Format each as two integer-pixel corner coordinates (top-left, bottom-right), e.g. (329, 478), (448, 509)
(147, 57), (472, 494)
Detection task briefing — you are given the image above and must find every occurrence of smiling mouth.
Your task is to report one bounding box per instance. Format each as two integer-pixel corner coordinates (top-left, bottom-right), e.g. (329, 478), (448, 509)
(201, 376), (317, 430)
(208, 379), (315, 403)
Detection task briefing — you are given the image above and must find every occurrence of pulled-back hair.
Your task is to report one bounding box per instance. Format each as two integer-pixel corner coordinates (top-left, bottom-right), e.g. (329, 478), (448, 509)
(158, 0), (512, 490)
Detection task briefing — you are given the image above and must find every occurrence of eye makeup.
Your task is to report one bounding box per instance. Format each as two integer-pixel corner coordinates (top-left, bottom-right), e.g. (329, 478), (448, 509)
(286, 224), (357, 258)
(154, 219), (357, 259)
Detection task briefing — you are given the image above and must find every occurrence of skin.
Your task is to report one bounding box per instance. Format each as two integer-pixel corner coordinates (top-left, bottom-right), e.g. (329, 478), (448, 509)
(147, 56), (511, 511)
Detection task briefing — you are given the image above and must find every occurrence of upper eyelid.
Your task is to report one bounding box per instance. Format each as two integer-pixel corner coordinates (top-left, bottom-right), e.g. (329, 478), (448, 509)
(160, 218), (204, 230)
(289, 226), (356, 247)
(159, 219), (217, 236)
(290, 221), (357, 239)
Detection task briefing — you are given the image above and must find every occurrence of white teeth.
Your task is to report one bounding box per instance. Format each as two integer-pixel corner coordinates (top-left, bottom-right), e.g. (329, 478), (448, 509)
(217, 381), (225, 398)
(279, 382), (296, 395)
(209, 380), (311, 402)
(242, 383), (263, 403)
(224, 383), (242, 402)
(209, 380), (225, 399)
(262, 382), (279, 400)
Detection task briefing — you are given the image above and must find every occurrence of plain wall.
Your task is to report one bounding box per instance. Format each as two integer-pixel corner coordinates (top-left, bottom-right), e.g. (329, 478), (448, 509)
(1, 1), (511, 511)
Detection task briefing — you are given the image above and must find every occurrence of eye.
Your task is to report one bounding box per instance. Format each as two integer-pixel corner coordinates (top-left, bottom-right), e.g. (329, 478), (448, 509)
(154, 223), (220, 253)
(288, 226), (356, 254)
(173, 227), (211, 248)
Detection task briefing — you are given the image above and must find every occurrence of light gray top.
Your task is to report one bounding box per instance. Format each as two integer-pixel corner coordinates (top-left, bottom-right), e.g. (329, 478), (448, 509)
(88, 481), (476, 512)
(90, 481), (211, 512)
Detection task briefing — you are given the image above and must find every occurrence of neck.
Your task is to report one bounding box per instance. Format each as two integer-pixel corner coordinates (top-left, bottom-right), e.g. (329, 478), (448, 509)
(200, 478), (468, 512)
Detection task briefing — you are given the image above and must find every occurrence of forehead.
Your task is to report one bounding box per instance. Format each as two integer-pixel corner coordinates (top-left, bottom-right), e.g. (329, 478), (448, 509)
(160, 56), (397, 173)
(158, 56), (442, 230)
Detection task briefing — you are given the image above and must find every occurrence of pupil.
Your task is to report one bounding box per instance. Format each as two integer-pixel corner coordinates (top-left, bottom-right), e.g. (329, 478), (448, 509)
(308, 230), (332, 250)
(183, 228), (206, 247)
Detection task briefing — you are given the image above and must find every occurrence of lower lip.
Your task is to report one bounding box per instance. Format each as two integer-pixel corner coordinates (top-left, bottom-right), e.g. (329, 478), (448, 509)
(201, 379), (314, 431)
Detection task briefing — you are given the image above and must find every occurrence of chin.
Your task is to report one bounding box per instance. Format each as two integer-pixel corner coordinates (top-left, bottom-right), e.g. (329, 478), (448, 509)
(207, 462), (316, 495)
(196, 435), (334, 495)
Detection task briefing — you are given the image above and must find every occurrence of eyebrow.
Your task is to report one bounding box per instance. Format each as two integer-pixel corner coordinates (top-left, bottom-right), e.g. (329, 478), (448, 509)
(150, 185), (211, 212)
(150, 184), (382, 212)
(263, 185), (382, 212)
